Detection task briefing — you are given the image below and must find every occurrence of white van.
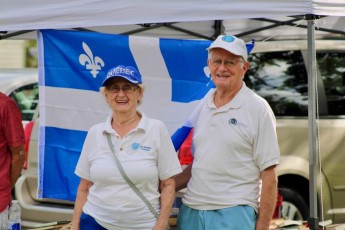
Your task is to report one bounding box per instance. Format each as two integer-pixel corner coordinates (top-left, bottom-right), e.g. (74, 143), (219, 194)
(247, 39), (345, 223)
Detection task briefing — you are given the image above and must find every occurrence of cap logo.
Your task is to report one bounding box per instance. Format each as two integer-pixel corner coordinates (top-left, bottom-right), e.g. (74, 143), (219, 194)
(107, 66), (135, 79)
(222, 36), (235, 43)
(102, 65), (142, 86)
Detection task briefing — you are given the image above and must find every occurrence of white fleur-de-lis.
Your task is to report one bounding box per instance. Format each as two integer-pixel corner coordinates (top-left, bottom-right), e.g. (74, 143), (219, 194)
(203, 66), (213, 86)
(79, 42), (105, 78)
(203, 66), (211, 79)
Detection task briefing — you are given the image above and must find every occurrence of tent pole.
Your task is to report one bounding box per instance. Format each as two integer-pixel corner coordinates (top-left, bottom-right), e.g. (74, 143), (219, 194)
(306, 14), (319, 230)
(0, 30), (34, 40)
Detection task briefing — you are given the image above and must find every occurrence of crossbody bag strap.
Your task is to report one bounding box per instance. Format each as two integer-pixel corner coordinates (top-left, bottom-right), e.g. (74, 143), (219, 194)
(106, 133), (159, 218)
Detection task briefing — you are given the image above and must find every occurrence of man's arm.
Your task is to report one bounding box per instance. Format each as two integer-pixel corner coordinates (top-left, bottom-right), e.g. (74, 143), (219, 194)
(174, 164), (192, 192)
(10, 145), (26, 188)
(256, 165), (278, 230)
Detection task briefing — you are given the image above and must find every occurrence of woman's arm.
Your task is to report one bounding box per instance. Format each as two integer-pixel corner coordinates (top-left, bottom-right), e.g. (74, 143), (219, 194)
(71, 178), (93, 230)
(153, 177), (176, 230)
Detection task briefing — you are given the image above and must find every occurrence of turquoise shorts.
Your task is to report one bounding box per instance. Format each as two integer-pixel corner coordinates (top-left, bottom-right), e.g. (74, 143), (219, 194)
(177, 204), (257, 230)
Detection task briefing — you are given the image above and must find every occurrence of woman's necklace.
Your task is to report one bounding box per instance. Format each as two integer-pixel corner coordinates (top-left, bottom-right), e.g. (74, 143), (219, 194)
(112, 113), (140, 138)
(112, 113), (139, 127)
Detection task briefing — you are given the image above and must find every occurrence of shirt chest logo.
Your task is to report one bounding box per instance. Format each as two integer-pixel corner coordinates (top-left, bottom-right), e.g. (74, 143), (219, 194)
(131, 143), (140, 150)
(131, 142), (152, 152)
(228, 118), (248, 128)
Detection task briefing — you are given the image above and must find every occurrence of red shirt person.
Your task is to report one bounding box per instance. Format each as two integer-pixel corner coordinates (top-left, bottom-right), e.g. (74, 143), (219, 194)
(0, 92), (26, 224)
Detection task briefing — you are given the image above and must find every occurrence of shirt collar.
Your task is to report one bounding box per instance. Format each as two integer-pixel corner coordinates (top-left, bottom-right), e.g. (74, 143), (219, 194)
(102, 111), (148, 134)
(207, 81), (249, 111)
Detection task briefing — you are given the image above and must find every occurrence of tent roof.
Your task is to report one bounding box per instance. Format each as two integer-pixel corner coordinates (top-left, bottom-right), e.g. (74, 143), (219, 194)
(1, 1), (345, 43)
(1, 0), (345, 37)
(1, 16), (345, 42)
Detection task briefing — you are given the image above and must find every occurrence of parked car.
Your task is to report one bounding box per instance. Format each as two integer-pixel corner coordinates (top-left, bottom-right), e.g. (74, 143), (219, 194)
(13, 39), (345, 227)
(0, 68), (38, 125)
(0, 69), (74, 228)
(16, 108), (74, 228)
(246, 39), (345, 222)
(0, 68), (38, 171)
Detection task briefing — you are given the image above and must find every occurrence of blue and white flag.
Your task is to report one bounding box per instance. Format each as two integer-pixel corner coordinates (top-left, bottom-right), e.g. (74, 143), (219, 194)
(37, 29), (214, 201)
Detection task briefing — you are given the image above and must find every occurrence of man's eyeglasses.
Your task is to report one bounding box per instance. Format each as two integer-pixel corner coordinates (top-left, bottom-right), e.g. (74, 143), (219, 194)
(107, 84), (139, 94)
(210, 58), (244, 68)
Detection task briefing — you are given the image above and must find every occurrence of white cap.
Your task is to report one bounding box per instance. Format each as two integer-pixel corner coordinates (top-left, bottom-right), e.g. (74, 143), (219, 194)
(207, 35), (248, 61)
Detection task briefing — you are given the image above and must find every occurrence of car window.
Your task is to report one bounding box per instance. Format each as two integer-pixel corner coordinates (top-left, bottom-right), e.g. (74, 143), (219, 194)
(317, 52), (345, 116)
(245, 50), (308, 116)
(9, 83), (39, 121)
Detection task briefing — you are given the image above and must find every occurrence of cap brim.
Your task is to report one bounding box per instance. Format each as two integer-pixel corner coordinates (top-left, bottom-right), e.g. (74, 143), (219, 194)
(207, 45), (241, 56)
(102, 75), (139, 86)
(206, 45), (247, 60)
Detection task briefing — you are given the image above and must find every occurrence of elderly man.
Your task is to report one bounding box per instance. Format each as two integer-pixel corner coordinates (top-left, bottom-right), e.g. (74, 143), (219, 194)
(176, 35), (280, 230)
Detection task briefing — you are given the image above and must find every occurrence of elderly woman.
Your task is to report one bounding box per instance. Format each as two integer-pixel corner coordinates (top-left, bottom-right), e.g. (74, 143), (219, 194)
(71, 65), (182, 230)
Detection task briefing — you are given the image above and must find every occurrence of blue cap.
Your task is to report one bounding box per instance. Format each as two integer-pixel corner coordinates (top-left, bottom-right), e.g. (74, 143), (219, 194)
(102, 65), (142, 86)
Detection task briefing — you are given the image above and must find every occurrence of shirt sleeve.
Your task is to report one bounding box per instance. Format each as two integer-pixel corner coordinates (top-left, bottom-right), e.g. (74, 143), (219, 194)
(4, 99), (25, 147)
(156, 121), (182, 180)
(253, 104), (280, 171)
(75, 127), (93, 180)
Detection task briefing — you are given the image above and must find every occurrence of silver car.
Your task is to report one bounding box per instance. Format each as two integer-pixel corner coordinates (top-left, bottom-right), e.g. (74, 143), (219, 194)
(0, 69), (73, 228)
(0, 68), (38, 125)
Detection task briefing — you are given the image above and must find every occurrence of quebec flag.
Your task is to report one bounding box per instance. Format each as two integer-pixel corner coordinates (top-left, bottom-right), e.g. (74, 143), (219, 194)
(37, 29), (214, 201)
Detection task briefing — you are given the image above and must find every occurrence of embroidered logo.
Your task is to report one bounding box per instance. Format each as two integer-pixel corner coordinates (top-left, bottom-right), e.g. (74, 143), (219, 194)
(228, 118), (248, 128)
(222, 36), (235, 43)
(131, 143), (140, 150)
(131, 142), (151, 152)
(140, 146), (152, 151)
(229, 118), (237, 125)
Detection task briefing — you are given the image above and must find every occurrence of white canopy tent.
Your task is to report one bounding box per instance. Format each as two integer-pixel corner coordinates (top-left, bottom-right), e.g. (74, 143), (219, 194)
(1, 1), (345, 229)
(1, 0), (345, 31)
(1, 0), (345, 41)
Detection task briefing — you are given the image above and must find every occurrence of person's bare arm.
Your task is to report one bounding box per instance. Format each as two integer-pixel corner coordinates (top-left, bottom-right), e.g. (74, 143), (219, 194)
(154, 177), (175, 230)
(256, 165), (278, 230)
(10, 145), (26, 188)
(174, 164), (192, 192)
(71, 179), (93, 230)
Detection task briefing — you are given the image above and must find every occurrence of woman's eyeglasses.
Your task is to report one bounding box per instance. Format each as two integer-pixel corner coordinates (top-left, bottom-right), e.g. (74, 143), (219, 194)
(108, 84), (139, 94)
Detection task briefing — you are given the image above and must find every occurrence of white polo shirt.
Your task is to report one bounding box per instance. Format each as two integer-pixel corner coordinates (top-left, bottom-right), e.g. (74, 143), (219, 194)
(182, 82), (280, 212)
(75, 112), (182, 230)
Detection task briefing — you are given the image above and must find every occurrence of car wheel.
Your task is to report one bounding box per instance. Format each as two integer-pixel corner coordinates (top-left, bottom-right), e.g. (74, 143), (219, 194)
(279, 187), (309, 221)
